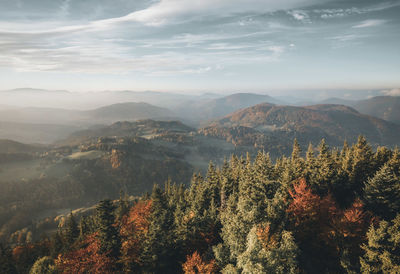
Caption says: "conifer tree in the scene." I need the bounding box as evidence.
[142,185,177,272]
[360,214,400,273]
[49,231,63,258]
[115,190,130,223]
[64,212,79,247]
[349,135,375,195]
[236,226,298,274]
[374,146,392,170]
[96,199,121,259]
[364,163,400,220]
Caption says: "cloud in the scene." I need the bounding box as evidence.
[97,0,330,26]
[352,19,386,28]
[381,88,400,96]
[287,10,310,22]
[316,2,400,19]
[329,34,368,42]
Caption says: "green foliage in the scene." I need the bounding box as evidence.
[64,212,79,248]
[360,214,400,273]
[142,185,178,272]
[237,226,298,274]
[96,200,121,258]
[29,256,57,274]
[3,136,400,274]
[364,163,400,220]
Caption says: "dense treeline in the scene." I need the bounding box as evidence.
[2,136,400,273]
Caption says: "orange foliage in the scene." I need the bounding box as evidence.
[287,179,373,266]
[120,200,152,266]
[336,199,370,238]
[288,178,338,229]
[256,224,277,250]
[55,233,115,274]
[182,251,218,274]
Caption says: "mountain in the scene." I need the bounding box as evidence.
[0,121,81,144]
[0,88,214,110]
[82,102,175,124]
[318,97,355,106]
[0,103,176,143]
[353,96,400,125]
[203,103,400,148]
[3,88,70,94]
[176,93,283,125]
[0,139,44,153]
[63,119,194,146]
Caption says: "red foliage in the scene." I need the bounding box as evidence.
[55,233,115,274]
[182,251,218,274]
[256,224,277,250]
[288,178,338,230]
[336,199,370,238]
[287,179,373,269]
[12,244,34,262]
[120,200,152,267]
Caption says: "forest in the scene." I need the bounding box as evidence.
[1,136,400,273]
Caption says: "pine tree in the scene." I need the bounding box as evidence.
[360,214,400,273]
[364,163,400,220]
[142,185,177,272]
[236,226,298,274]
[49,231,63,258]
[64,212,79,247]
[349,136,375,195]
[96,200,121,259]
[115,190,130,223]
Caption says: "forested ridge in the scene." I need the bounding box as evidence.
[1,136,400,273]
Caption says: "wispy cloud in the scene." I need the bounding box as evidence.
[352,19,386,28]
[315,1,400,19]
[105,0,330,26]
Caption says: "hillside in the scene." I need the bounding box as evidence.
[0,139,44,153]
[203,103,400,148]
[176,93,283,124]
[0,102,175,125]
[82,102,175,124]
[63,120,195,146]
[353,96,400,124]
[0,121,81,144]
[0,103,176,143]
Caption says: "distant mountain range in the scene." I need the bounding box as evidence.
[0,102,174,125]
[353,96,400,125]
[0,139,44,153]
[176,93,283,125]
[204,103,400,147]
[1,88,399,144]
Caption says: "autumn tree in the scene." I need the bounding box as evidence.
[182,251,217,274]
[55,233,115,274]
[120,199,152,272]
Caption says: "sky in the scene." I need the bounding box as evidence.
[0,0,399,94]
